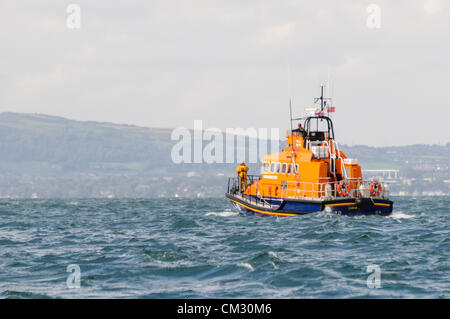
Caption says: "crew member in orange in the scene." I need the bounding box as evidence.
[236,162,249,192]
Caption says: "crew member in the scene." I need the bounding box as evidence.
[293,123,306,137]
[297,123,306,137]
[236,162,249,192]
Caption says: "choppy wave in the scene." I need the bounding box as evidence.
[237,263,255,272]
[0,196,448,298]
[205,211,239,217]
[389,210,415,220]
[1,290,52,299]
[268,251,278,258]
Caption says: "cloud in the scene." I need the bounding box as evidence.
[39,17,65,31]
[0,0,449,145]
[13,66,64,100]
[256,22,296,45]
[423,0,445,15]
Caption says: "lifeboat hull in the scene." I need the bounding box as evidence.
[226,193,393,217]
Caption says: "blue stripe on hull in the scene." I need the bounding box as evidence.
[247,196,283,206]
[326,205,392,216]
[282,201,322,213]
[248,195,321,213]
[230,195,392,216]
[231,202,260,216]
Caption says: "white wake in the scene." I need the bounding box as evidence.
[205,211,239,217]
[389,211,414,220]
[237,262,254,272]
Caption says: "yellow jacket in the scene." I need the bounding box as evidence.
[236,164,248,177]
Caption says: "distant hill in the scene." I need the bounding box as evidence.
[0,112,448,198]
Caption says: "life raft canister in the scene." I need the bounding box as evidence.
[370,181,383,197]
[337,180,350,197]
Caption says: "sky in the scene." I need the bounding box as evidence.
[0,0,449,146]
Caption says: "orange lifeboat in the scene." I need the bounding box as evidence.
[226,85,393,216]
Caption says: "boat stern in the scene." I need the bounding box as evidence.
[323,198,393,216]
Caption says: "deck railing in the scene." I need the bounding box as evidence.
[227,175,389,200]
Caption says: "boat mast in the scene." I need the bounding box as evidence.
[314,83,326,113]
[289,98,293,136]
[320,84,324,112]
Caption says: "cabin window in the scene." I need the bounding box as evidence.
[270,162,275,173]
[282,163,287,174]
[263,162,269,172]
[295,164,299,173]
[276,163,281,173]
[288,164,292,174]
[345,167,351,178]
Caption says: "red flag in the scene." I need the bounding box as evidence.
[327,107,335,113]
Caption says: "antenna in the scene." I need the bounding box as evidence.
[320,84,324,111]
[289,98,293,134]
[312,83,333,116]
[313,83,325,113]
[287,64,293,135]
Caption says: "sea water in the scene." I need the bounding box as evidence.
[0,197,448,298]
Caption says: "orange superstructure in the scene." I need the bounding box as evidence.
[242,121,362,200]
